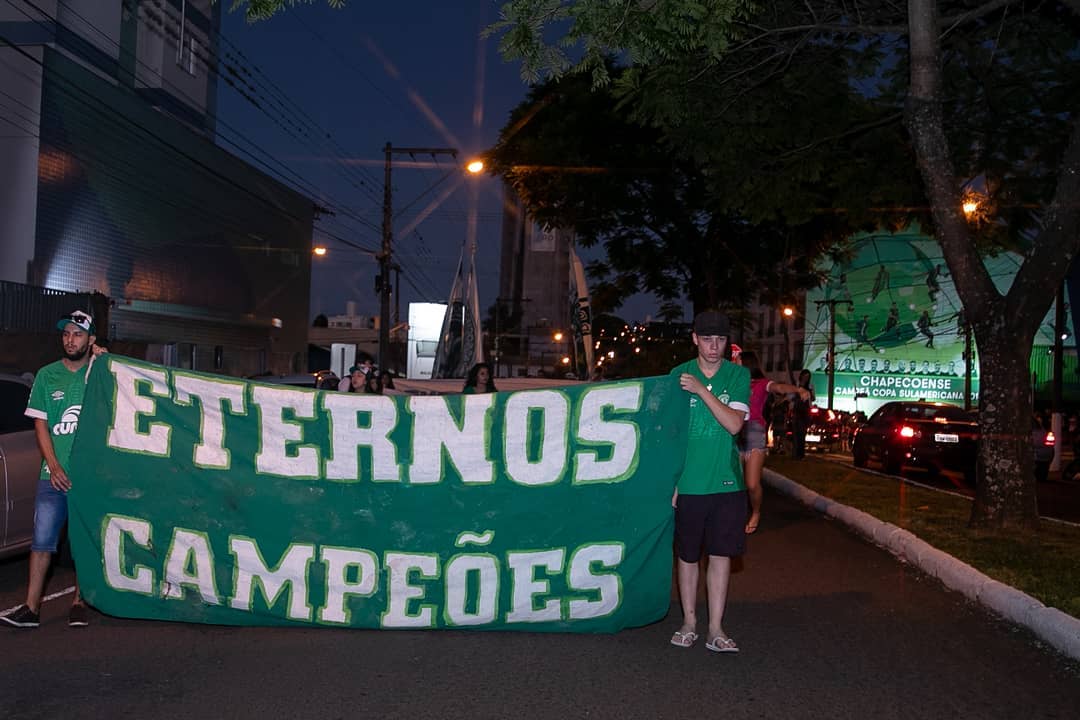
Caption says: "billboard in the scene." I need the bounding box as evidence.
[804,227,1072,414]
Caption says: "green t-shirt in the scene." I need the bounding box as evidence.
[24,359,90,480]
[670,358,751,495]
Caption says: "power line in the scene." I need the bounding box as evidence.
[0,32,332,238]
[7,0,372,220]
[122,0,385,208]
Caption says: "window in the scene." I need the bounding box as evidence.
[185,36,199,76]
[177,30,199,76]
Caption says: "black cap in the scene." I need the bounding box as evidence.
[693,310,730,337]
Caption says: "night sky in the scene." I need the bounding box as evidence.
[216,2,667,324]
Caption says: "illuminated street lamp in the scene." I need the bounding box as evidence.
[313,246,328,257]
[466,159,484,174]
[782,306,794,318]
[553,331,564,342]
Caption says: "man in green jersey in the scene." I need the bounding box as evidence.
[668,310,750,654]
[1,311,103,629]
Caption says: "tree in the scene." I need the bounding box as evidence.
[488,67,845,317]
[491,0,1080,530]
[225,0,344,22]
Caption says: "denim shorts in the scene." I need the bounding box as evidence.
[739,421,768,453]
[32,478,68,553]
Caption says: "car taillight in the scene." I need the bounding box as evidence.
[1045,431,1056,447]
[899,425,916,438]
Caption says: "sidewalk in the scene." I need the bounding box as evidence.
[764,466,1080,661]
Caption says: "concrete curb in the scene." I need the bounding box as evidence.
[763,468,1080,661]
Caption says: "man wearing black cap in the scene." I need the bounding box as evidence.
[1,310,104,629]
[668,310,750,654]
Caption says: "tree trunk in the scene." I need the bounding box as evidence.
[970,319,1039,529]
[903,0,1065,531]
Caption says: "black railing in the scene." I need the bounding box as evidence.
[0,280,95,333]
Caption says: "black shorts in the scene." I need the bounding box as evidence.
[675,491,748,562]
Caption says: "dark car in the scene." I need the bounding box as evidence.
[0,373,39,558]
[804,406,846,453]
[852,401,979,480]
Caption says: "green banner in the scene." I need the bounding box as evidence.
[68,357,687,632]
[804,227,983,413]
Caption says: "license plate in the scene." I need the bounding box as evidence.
[934,433,959,443]
[805,434,822,443]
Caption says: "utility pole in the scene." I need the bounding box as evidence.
[393,264,401,328]
[814,298,852,410]
[379,143,458,372]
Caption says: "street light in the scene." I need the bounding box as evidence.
[312,246,327,257]
[553,331,564,342]
[466,159,484,174]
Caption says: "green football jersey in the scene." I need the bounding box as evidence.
[24,359,90,480]
[670,359,750,494]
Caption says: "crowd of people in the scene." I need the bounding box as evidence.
[335,358,500,397]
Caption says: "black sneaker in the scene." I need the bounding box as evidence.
[0,604,40,628]
[68,603,89,628]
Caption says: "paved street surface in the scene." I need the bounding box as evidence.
[2,492,1078,720]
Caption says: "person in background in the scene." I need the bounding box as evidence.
[669,310,749,654]
[463,362,497,394]
[737,351,811,534]
[2,311,106,629]
[345,365,366,393]
[338,358,372,392]
[364,371,383,395]
[791,369,816,460]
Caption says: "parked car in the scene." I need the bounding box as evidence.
[1032,418,1055,483]
[804,406,846,453]
[851,401,979,480]
[0,373,39,559]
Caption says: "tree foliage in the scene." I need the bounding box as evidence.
[486,0,755,86]
[488,68,840,316]
[224,0,345,22]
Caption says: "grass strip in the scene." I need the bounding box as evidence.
[766,455,1080,618]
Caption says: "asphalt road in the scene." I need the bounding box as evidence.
[2,492,1078,720]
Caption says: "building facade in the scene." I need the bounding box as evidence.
[0,0,314,376]
[497,183,575,376]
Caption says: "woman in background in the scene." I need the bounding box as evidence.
[462,362,497,394]
[739,351,810,534]
[364,372,383,395]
